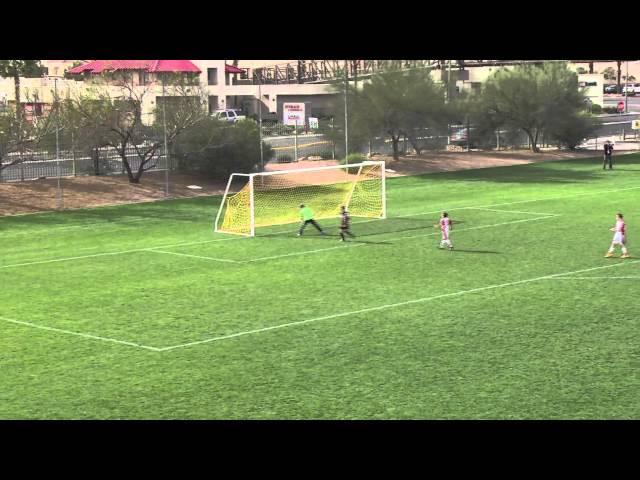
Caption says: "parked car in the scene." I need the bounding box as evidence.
[213,109,246,123]
[449,124,478,147]
[622,84,639,96]
[604,84,619,94]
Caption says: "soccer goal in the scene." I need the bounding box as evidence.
[214,160,387,236]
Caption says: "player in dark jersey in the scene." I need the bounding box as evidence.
[339,206,356,242]
[603,141,614,170]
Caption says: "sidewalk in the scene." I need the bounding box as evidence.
[580,135,640,151]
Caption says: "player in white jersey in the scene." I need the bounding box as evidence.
[605,213,630,258]
[436,212,453,250]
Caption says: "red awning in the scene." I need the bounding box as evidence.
[225,64,245,74]
[67,60,201,75]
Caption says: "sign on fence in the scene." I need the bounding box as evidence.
[283,103,305,126]
[308,117,319,130]
[632,120,640,130]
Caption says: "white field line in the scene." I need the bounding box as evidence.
[395,185,640,218]
[550,276,640,280]
[0,217,151,237]
[242,243,366,263]
[0,315,161,351]
[470,207,560,217]
[0,231,291,269]
[393,215,554,242]
[158,259,640,351]
[241,215,555,263]
[149,249,240,264]
[0,215,555,269]
[0,247,150,270]
[3,182,640,270]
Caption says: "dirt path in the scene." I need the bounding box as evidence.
[0,149,631,217]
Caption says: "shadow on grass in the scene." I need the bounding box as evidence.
[449,249,501,254]
[346,239,394,245]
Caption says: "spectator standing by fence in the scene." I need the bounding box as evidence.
[603,140,614,170]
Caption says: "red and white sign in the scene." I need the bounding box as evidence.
[283,103,305,126]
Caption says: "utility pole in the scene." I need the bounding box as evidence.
[54,77,63,209]
[258,75,264,171]
[162,75,169,197]
[344,59,349,163]
[625,61,629,114]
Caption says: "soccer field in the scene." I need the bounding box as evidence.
[1,153,639,419]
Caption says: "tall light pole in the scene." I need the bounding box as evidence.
[54,77,63,209]
[625,61,629,114]
[162,75,169,197]
[258,73,264,172]
[344,59,349,163]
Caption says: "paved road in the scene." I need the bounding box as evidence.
[603,94,640,112]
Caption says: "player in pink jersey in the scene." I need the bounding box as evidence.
[437,212,453,250]
[605,213,630,258]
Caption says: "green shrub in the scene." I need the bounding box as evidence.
[318,150,334,160]
[590,104,602,114]
[339,153,366,165]
[602,106,619,114]
[173,118,273,178]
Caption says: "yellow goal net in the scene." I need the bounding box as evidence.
[214,161,386,236]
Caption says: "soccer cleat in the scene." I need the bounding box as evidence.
[621,253,631,258]
[448,246,454,251]
[297,233,302,237]
[604,252,615,258]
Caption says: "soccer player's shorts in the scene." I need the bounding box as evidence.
[613,232,625,244]
[441,228,449,240]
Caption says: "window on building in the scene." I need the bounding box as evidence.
[208,96,219,114]
[138,71,150,85]
[208,68,218,85]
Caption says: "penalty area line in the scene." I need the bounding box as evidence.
[156,259,640,352]
[0,315,161,351]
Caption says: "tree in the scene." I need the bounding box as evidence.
[602,67,616,81]
[473,62,589,152]
[329,67,449,160]
[173,117,273,178]
[0,60,45,122]
[547,112,598,150]
[576,67,587,74]
[616,61,622,93]
[61,72,208,183]
[0,90,55,177]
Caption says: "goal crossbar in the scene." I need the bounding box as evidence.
[214,161,386,237]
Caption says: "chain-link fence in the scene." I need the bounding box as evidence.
[0,145,168,182]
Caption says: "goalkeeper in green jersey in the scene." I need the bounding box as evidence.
[297,204,326,236]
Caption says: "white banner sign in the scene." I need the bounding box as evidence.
[283,103,305,126]
[308,117,319,129]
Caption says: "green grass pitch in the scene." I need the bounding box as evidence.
[1,154,639,419]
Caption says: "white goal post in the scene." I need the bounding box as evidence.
[214,161,387,237]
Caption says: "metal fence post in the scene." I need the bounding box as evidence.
[294,119,298,162]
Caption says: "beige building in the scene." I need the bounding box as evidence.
[0,60,615,125]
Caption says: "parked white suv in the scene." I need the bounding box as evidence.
[213,109,246,123]
[622,84,639,96]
